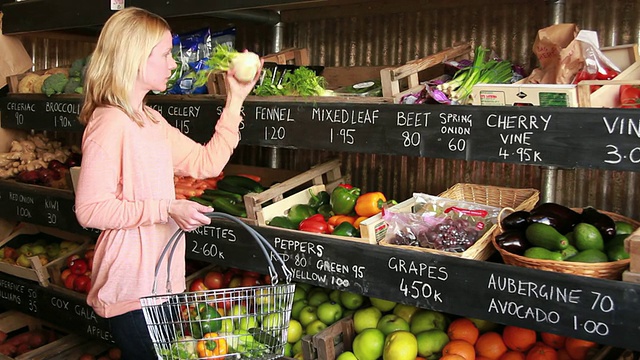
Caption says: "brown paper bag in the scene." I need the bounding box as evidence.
[525,23,583,84]
[0,12,33,89]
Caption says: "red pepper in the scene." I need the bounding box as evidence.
[596,66,619,81]
[337,183,354,190]
[620,84,640,108]
[298,214,329,234]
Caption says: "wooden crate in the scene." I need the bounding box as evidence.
[0,310,86,360]
[302,315,355,360]
[7,68,70,94]
[380,42,473,103]
[576,61,640,108]
[262,48,311,66]
[0,223,90,287]
[43,338,113,360]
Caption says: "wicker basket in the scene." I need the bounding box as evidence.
[492,208,638,280]
[379,183,540,260]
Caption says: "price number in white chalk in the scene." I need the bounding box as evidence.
[330,128,355,145]
[604,144,640,165]
[264,126,286,141]
[402,131,421,147]
[190,241,225,260]
[15,112,24,125]
[398,278,443,303]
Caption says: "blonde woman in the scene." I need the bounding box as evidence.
[74,7,260,358]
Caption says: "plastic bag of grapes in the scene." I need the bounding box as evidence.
[383,193,500,253]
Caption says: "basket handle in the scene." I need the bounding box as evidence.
[497,207,515,233]
[152,212,293,295]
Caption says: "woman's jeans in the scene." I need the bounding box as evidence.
[108,309,158,360]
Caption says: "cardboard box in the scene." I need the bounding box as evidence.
[0,223,90,286]
[472,44,640,108]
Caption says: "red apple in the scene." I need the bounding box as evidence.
[73,274,91,293]
[65,254,81,268]
[204,271,225,290]
[69,258,88,275]
[189,278,208,292]
[64,273,78,289]
[60,268,72,282]
[3,247,18,261]
[242,270,261,278]
[240,276,262,287]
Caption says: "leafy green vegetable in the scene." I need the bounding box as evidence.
[282,67,326,96]
[206,44,239,71]
[253,68,284,96]
[42,73,69,97]
[438,46,513,104]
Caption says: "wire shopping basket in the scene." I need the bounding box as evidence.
[140,212,295,360]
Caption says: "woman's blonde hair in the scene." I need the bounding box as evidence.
[79,7,170,126]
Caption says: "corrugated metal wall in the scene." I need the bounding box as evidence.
[14,0,640,219]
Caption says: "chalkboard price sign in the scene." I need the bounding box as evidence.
[186,219,640,350]
[0,276,40,315]
[3,98,84,131]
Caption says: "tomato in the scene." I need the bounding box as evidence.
[189,278,208,292]
[242,270,262,278]
[203,271,225,290]
[240,276,262,287]
[620,84,640,108]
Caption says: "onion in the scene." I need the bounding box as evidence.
[230,52,261,83]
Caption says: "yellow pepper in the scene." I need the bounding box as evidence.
[196,332,228,358]
[355,192,386,217]
[353,216,368,228]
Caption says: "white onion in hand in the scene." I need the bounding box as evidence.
[230,52,261,83]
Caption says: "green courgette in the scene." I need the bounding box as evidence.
[210,196,247,217]
[189,196,213,206]
[218,175,265,193]
[202,188,244,202]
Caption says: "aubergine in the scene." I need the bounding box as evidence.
[495,230,530,255]
[580,206,616,241]
[501,210,530,231]
[530,203,581,234]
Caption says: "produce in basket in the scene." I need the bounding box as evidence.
[496,203,635,263]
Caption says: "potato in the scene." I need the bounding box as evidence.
[17,73,40,93]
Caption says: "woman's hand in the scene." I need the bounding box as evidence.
[168,199,213,232]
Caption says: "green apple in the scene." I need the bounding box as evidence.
[468,317,499,333]
[296,282,313,293]
[239,315,259,330]
[30,244,46,256]
[393,303,420,323]
[410,309,449,334]
[298,305,318,327]
[317,301,344,325]
[340,291,365,310]
[284,342,293,357]
[291,299,309,320]
[416,329,450,358]
[352,328,384,360]
[337,351,358,360]
[294,353,304,360]
[261,312,282,330]
[353,306,382,334]
[376,314,410,336]
[307,288,330,307]
[306,319,328,336]
[15,254,31,267]
[293,286,307,302]
[370,297,397,312]
[329,289,343,304]
[383,330,418,360]
[287,319,304,343]
[292,338,303,356]
[219,318,234,333]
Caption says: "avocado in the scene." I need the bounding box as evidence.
[573,222,604,251]
[565,249,608,263]
[523,247,564,261]
[606,245,630,261]
[525,223,569,251]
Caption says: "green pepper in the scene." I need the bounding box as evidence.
[308,189,330,210]
[330,186,361,215]
[332,221,360,237]
[316,204,334,220]
[190,303,222,338]
[287,204,317,227]
[267,216,297,229]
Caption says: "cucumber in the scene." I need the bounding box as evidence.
[210,197,247,217]
[565,249,608,263]
[216,180,253,196]
[523,247,564,261]
[525,223,569,251]
[188,196,213,206]
[202,189,243,202]
[219,175,265,193]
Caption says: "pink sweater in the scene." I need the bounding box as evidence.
[74,106,241,318]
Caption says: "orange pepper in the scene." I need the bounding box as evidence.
[354,192,387,217]
[196,332,228,357]
[353,216,368,228]
[327,215,356,227]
